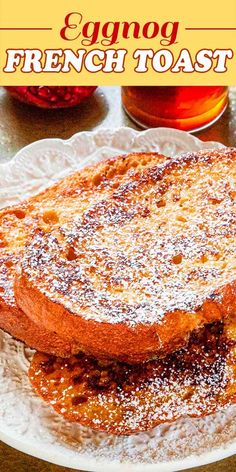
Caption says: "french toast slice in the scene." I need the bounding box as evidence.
[0,152,166,356]
[29,315,236,435]
[16,148,236,363]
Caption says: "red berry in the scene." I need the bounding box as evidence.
[4,86,97,109]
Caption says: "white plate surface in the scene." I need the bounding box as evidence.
[0,127,235,472]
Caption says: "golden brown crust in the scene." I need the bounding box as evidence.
[0,152,167,355]
[29,316,236,435]
[0,301,79,357]
[15,273,236,363]
[16,147,236,363]
[15,274,202,362]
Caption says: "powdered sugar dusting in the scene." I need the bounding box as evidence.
[23,149,236,327]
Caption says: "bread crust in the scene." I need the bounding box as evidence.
[15,272,236,363]
[15,148,236,363]
[0,300,79,357]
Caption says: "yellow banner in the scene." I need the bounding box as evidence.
[0,0,235,84]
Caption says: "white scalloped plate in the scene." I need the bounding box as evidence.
[0,127,235,472]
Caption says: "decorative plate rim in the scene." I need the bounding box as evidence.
[0,125,225,174]
[0,427,235,472]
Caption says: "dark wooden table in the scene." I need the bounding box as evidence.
[0,85,235,471]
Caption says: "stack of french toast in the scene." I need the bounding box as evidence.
[0,148,236,435]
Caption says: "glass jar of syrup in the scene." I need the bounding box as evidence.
[122,86,228,132]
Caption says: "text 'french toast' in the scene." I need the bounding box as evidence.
[0,152,166,356]
[16,148,236,363]
[29,315,236,435]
